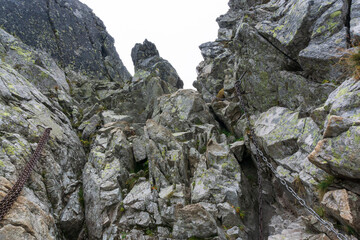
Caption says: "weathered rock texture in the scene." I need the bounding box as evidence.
[0,0,360,239]
[0,0,131,82]
[0,27,86,239]
[194,0,360,239]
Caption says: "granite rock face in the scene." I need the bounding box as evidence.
[0,27,86,239]
[195,0,360,239]
[1,0,360,239]
[195,0,360,113]
[0,0,131,82]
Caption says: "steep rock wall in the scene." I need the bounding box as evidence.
[0,0,131,82]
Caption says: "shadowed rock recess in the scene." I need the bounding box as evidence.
[0,0,360,239]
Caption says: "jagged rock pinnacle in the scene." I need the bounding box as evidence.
[131,39,160,68]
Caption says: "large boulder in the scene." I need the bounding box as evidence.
[256,0,340,58]
[119,181,160,228]
[0,177,58,240]
[172,204,219,239]
[308,126,360,179]
[253,107,328,197]
[268,216,330,240]
[196,21,334,116]
[298,0,348,83]
[152,89,219,132]
[145,119,188,189]
[308,79,360,180]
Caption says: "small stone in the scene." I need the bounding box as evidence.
[227,226,240,236]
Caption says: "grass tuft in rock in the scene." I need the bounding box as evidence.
[339,46,360,80]
[125,160,149,190]
[78,186,85,209]
[316,175,335,199]
[80,139,91,148]
[65,78,74,95]
[220,128,233,137]
[145,229,154,236]
[125,176,139,191]
[345,225,357,236]
[120,232,127,239]
[199,145,207,154]
[314,206,325,217]
[235,136,244,141]
[95,105,107,114]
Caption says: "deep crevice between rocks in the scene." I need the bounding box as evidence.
[209,106,235,137]
[133,158,148,173]
[240,148,271,240]
[344,0,353,47]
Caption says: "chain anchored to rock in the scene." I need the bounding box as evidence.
[0,128,52,221]
[234,72,349,240]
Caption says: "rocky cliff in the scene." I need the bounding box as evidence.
[0,0,360,240]
[0,0,131,83]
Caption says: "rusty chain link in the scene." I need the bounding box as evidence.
[0,128,52,221]
[234,73,349,240]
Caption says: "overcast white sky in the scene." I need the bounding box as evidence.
[79,0,229,89]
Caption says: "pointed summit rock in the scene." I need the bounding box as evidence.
[131,39,160,68]
[131,39,184,89]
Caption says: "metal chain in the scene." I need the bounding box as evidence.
[0,128,52,221]
[234,75,349,240]
[254,152,264,240]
